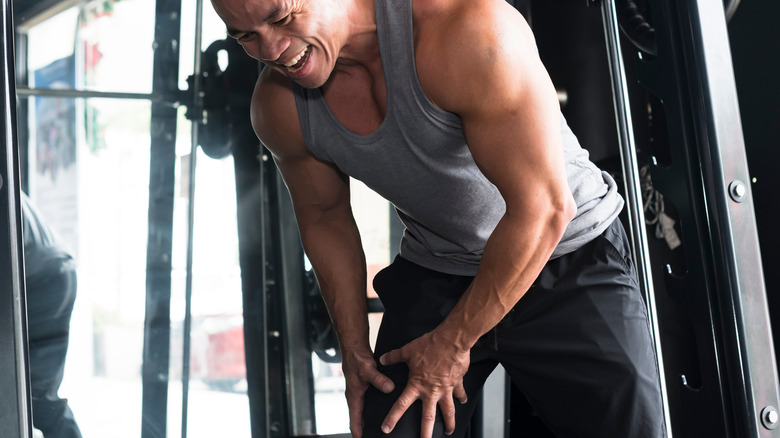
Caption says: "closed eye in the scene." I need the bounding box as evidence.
[237,32,256,42]
[272,14,292,26]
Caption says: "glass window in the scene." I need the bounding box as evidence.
[22,2,250,437]
[21,2,396,436]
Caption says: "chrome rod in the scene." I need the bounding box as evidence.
[599,0,672,436]
[16,86,161,102]
[181,0,205,436]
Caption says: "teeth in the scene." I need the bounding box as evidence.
[283,47,308,67]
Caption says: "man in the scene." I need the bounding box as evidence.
[22,193,82,438]
[209,0,666,436]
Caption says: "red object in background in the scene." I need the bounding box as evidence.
[206,325,246,380]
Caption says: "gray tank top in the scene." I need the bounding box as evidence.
[292,0,624,276]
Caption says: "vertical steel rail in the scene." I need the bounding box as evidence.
[598,0,672,436]
[233,98,270,438]
[273,172,316,435]
[684,0,780,435]
[141,0,181,437]
[180,0,204,436]
[0,0,31,435]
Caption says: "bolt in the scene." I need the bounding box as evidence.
[734,183,746,198]
[729,180,747,203]
[761,406,779,430]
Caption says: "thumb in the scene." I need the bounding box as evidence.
[379,346,406,366]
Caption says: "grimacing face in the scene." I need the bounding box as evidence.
[210,0,351,88]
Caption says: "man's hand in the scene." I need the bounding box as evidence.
[379,330,470,438]
[342,348,396,438]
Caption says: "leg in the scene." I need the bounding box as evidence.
[497,220,666,438]
[362,257,498,438]
[27,258,82,438]
[362,356,497,438]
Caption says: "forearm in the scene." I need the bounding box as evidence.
[299,213,372,354]
[436,203,574,350]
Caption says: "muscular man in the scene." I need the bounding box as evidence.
[209,0,666,436]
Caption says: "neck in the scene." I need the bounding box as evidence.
[336,0,381,69]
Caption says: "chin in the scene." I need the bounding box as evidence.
[293,73,330,89]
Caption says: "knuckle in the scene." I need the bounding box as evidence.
[443,405,456,417]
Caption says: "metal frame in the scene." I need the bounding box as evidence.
[681,1,780,434]
[140,0,182,437]
[631,0,780,436]
[260,157,316,437]
[0,0,31,436]
[598,0,673,436]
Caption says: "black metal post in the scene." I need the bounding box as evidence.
[632,0,780,436]
[0,0,31,435]
[141,0,181,437]
[234,132,270,438]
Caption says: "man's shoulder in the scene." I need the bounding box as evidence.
[412,0,538,113]
[251,68,307,157]
[252,67,296,126]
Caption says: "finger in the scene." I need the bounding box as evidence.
[440,395,457,435]
[453,382,468,405]
[346,389,364,438]
[379,347,404,366]
[420,399,437,438]
[368,369,395,393]
[381,386,419,434]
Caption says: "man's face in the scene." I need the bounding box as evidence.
[210,0,347,88]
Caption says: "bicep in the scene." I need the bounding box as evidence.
[429,5,570,211]
[460,64,567,211]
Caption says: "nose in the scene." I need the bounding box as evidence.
[253,29,289,64]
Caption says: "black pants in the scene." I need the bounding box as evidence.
[363,219,666,438]
[26,255,82,438]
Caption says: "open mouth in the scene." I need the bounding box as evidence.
[282,46,311,73]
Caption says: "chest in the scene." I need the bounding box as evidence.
[321,66,388,136]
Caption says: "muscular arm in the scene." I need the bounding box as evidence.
[379,0,576,435]
[427,0,576,350]
[251,68,393,437]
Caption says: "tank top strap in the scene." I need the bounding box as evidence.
[374,0,415,95]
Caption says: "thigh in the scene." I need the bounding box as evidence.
[362,357,497,438]
[363,257,495,438]
[498,221,666,438]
